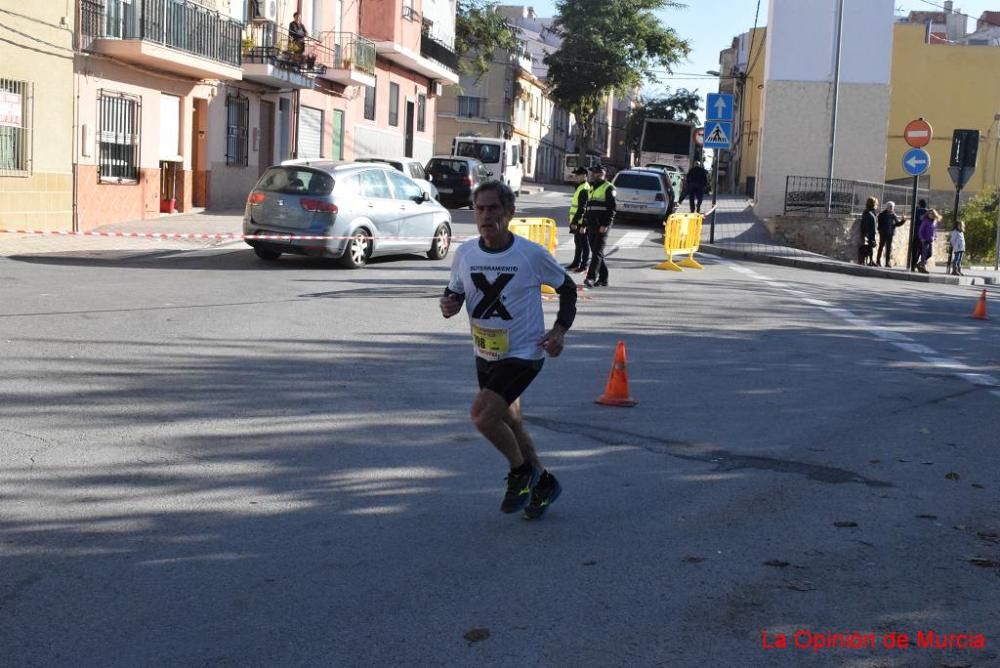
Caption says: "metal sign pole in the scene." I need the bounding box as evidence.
[907,175,919,271]
[824,0,846,216]
[710,157,719,243]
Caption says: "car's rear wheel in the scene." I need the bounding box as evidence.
[254,246,282,261]
[427,223,452,260]
[339,229,372,269]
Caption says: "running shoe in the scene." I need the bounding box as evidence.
[501,465,539,513]
[583,278,595,289]
[523,471,562,520]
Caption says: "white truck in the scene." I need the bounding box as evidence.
[638,119,698,173]
[451,136,523,193]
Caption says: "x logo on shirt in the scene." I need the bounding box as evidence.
[470,273,514,320]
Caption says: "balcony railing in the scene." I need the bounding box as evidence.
[80,0,242,67]
[316,32,376,77]
[242,23,326,76]
[420,33,458,72]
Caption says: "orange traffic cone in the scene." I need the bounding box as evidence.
[971,288,988,320]
[596,340,638,407]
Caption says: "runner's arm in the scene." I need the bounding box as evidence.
[539,276,576,357]
[440,287,465,318]
[554,275,577,331]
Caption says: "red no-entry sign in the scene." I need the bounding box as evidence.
[904,118,933,148]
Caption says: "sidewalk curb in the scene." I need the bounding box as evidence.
[699,244,997,286]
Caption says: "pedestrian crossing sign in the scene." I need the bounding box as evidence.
[703,121,732,150]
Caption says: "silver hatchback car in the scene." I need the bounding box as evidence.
[612,168,677,224]
[244,161,453,268]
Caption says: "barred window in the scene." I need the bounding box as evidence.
[0,79,32,175]
[225,92,249,167]
[417,94,426,132]
[99,91,140,182]
[388,82,399,127]
[364,80,376,121]
[457,95,481,118]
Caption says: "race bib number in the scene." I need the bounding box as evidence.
[472,324,509,361]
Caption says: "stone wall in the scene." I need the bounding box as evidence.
[765,214,951,267]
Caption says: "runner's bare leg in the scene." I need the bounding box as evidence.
[505,399,541,471]
[471,389,524,467]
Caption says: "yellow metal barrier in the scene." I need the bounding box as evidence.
[510,217,559,293]
[655,212,704,272]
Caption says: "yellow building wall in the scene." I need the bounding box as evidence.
[887,23,1000,194]
[0,1,75,231]
[739,27,766,193]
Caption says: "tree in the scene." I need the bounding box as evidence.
[625,90,702,154]
[544,0,690,156]
[454,0,521,81]
[958,187,998,263]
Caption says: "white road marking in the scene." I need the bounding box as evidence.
[726,263,999,399]
[613,231,651,249]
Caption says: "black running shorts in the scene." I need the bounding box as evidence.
[476,357,544,405]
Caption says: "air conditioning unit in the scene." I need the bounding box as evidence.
[255,0,277,22]
[430,80,444,98]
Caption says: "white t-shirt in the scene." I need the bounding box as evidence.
[950,230,966,252]
[448,234,568,361]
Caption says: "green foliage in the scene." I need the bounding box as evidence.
[544,0,690,154]
[958,188,999,263]
[454,0,521,81]
[625,91,701,153]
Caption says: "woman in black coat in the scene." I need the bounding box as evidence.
[858,196,878,266]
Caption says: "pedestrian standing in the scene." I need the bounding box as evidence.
[859,196,878,266]
[684,161,709,213]
[876,201,907,267]
[916,208,940,273]
[439,181,577,519]
[950,220,966,276]
[583,164,615,289]
[910,198,928,270]
[566,167,591,273]
[289,12,308,53]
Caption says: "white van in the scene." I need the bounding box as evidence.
[452,137,523,194]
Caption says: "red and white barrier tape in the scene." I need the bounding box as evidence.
[0,229,477,242]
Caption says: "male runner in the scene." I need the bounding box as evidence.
[439,181,578,519]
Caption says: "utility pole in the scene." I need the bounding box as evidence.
[824,0,845,216]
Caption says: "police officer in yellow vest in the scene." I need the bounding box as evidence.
[567,167,592,273]
[583,164,615,288]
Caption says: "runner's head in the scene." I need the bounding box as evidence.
[473,181,516,248]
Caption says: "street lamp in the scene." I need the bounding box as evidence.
[706,70,721,77]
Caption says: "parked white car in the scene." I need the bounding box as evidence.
[355,157,439,202]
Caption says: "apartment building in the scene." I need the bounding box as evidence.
[436,6,576,184]
[719,3,1000,205]
[76,0,244,227]
[0,3,75,232]
[72,0,458,226]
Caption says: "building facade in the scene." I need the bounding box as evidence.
[69,0,457,229]
[886,21,1000,201]
[716,26,766,196]
[0,2,76,232]
[754,0,895,217]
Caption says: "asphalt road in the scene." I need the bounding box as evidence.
[2,192,999,667]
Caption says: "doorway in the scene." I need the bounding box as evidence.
[259,100,274,175]
[192,98,209,207]
[404,101,415,158]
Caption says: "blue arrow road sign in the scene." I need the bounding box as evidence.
[902,147,930,176]
[703,121,732,150]
[706,93,734,122]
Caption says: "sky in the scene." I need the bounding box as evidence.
[518,0,1000,113]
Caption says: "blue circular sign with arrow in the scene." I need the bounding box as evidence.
[902,147,930,176]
